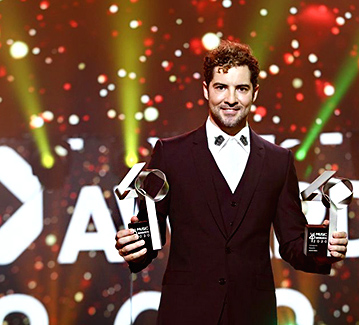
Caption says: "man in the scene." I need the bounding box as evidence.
[115,40,348,324]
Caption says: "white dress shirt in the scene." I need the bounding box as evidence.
[206,117,250,193]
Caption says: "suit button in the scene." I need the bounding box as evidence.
[229,222,233,226]
[225,247,231,254]
[219,278,226,285]
[231,201,237,207]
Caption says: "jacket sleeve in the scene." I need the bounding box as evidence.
[273,150,331,274]
[129,139,170,273]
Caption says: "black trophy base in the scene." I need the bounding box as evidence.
[128,221,153,253]
[304,225,329,256]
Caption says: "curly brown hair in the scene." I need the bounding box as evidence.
[203,40,260,89]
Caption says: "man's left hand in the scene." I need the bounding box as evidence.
[316,220,348,264]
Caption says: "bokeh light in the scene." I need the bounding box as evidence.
[9,41,29,59]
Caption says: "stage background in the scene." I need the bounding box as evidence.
[0,0,358,324]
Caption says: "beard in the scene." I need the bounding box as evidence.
[210,106,249,131]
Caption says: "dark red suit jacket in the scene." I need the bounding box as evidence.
[132,124,330,324]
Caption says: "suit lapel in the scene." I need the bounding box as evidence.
[228,129,265,239]
[191,125,228,239]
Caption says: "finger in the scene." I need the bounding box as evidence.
[116,233,140,250]
[130,216,139,223]
[120,239,146,256]
[328,250,346,260]
[332,231,347,239]
[124,247,147,262]
[118,240,145,256]
[328,245,347,254]
[322,220,329,227]
[115,228,135,240]
[329,237,348,246]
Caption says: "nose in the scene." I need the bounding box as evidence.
[224,89,238,107]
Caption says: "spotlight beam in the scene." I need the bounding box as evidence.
[243,0,289,67]
[2,2,54,169]
[296,49,359,161]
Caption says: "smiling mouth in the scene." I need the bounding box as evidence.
[220,107,241,111]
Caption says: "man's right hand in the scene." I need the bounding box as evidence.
[115,216,147,263]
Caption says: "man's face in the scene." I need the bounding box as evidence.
[203,65,259,136]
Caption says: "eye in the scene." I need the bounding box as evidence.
[214,85,226,91]
[237,86,249,92]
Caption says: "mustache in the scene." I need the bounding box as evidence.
[219,105,242,110]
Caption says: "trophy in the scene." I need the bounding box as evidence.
[114,162,169,252]
[301,171,353,257]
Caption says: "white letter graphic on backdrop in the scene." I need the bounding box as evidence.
[0,146,43,265]
[0,294,49,324]
[276,288,314,325]
[114,291,161,325]
[58,185,123,263]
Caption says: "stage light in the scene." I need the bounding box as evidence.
[222,0,232,9]
[272,116,280,124]
[135,112,143,120]
[45,234,57,246]
[109,4,118,13]
[345,12,352,19]
[99,89,108,97]
[9,41,29,59]
[129,20,140,29]
[259,8,268,17]
[69,114,80,125]
[289,7,298,15]
[202,33,221,50]
[269,64,280,75]
[42,111,54,122]
[323,84,335,96]
[141,94,150,104]
[292,78,303,89]
[174,49,182,57]
[125,151,138,168]
[41,152,55,169]
[97,74,108,84]
[291,40,299,49]
[144,107,159,122]
[106,109,116,119]
[117,69,127,77]
[259,71,267,79]
[29,29,37,36]
[128,72,137,79]
[30,115,45,129]
[336,17,345,26]
[308,54,318,63]
[314,70,321,78]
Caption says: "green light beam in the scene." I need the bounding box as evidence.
[296,51,359,161]
[112,10,146,168]
[2,2,54,168]
[243,0,289,67]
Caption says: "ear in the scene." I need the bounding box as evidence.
[252,85,259,102]
[202,81,209,100]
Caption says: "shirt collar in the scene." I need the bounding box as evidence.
[206,117,250,153]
